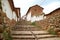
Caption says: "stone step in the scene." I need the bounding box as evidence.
[11,31,59,39]
[38,37,60,40]
[12,27,42,31]
[12,35,34,38]
[11,25,60,40]
[12,34,58,39]
[13,39,35,40]
[36,35,58,39]
[12,25,42,31]
[14,25,35,27]
[11,30,60,40]
[11,31,49,35]
[12,37,60,40]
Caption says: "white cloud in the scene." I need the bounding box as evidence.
[43,2,60,14]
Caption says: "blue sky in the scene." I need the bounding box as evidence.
[40,0,60,6]
[13,0,60,17]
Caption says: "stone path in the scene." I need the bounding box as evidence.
[11,25,60,40]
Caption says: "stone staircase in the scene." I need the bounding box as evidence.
[12,25,42,31]
[11,25,60,40]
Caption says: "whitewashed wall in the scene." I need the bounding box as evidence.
[13,11,17,21]
[1,0,17,21]
[1,0,13,20]
[26,12,45,22]
[26,12,31,21]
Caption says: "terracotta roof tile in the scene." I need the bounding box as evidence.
[8,0,20,18]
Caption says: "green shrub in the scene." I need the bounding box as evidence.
[48,25,57,35]
[0,11,12,40]
[48,28,57,35]
[3,30,12,40]
[31,22,36,26]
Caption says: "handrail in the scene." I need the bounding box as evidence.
[28,27,38,40]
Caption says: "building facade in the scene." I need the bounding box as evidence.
[36,8,60,30]
[1,0,20,21]
[23,5,45,22]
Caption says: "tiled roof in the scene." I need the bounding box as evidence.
[8,0,20,17]
[14,8,20,17]
[26,5,44,16]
